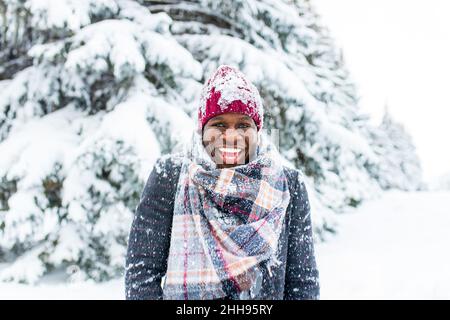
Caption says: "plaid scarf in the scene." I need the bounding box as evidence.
[162,133,290,300]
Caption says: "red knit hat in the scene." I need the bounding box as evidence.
[198,65,264,131]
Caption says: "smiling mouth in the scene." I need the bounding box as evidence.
[218,147,243,162]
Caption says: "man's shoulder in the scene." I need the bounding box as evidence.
[282,165,305,189]
[141,153,184,200]
[152,153,184,181]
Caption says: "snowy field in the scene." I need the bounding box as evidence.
[1,190,449,300]
[317,190,450,299]
[0,277,124,300]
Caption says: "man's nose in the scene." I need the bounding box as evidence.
[222,129,244,146]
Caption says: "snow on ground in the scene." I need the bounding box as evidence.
[0,275,124,300]
[316,190,450,299]
[0,190,449,299]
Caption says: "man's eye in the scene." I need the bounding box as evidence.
[238,123,250,128]
[213,123,225,127]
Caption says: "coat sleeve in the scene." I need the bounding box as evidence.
[125,157,179,300]
[283,173,320,300]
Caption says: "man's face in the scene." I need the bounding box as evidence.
[202,113,258,168]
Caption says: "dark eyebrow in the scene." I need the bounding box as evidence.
[210,116,224,121]
[239,116,252,121]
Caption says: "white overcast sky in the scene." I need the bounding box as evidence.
[313,0,450,182]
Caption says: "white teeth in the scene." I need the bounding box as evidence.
[219,148,242,153]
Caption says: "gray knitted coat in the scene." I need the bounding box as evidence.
[125,155,320,300]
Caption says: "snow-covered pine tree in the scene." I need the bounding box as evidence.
[0,0,200,283]
[0,0,423,283]
[370,106,424,191]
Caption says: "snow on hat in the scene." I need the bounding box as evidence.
[198,65,264,131]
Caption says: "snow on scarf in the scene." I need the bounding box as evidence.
[162,131,291,300]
